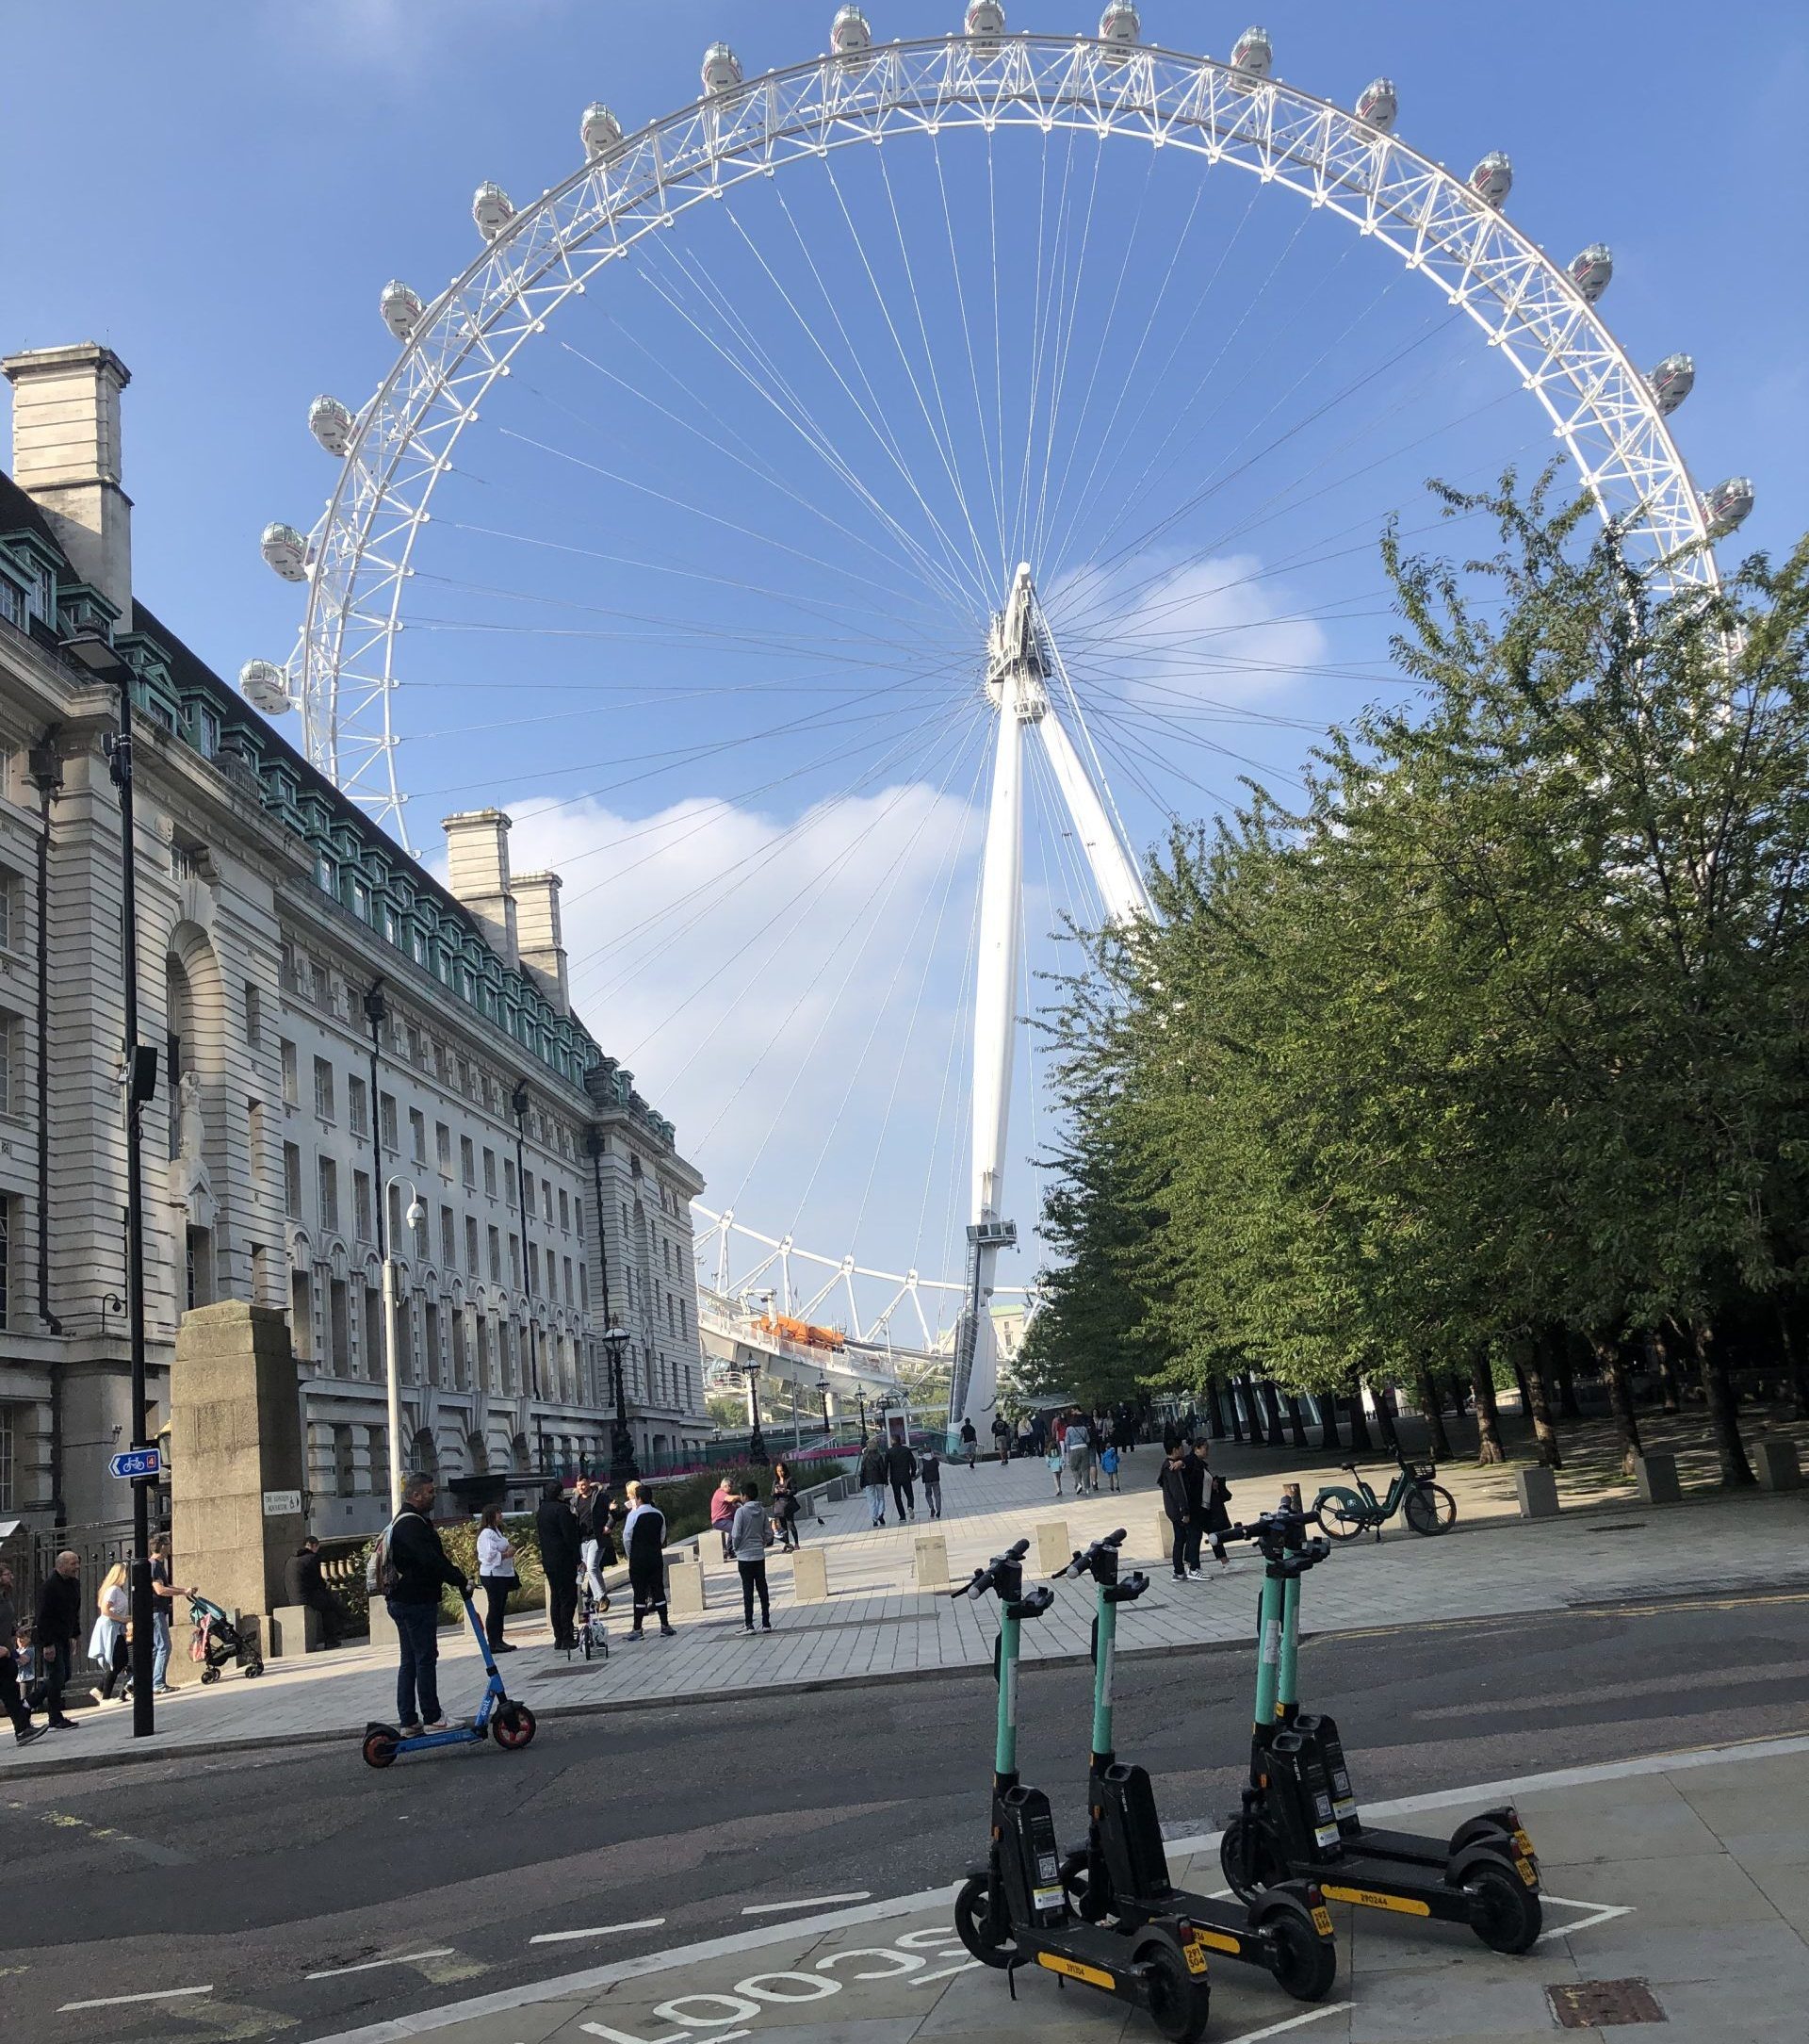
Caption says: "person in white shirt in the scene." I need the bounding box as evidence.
[475,1506,518,1655]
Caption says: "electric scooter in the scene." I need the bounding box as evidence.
[951,1539,1213,2043]
[1055,1529,1339,2001]
[1214,1507,1542,1954]
[361,1589,538,1767]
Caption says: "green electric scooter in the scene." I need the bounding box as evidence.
[1214,1507,1542,1954]
[951,1539,1213,2043]
[1055,1529,1339,2001]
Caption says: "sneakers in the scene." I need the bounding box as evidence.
[742,1624,755,1634]
[96,1693,128,1709]
[1186,1567,1203,1580]
[14,1725,47,1747]
[761,1620,772,1632]
[660,1625,676,1638]
[422,1718,452,1733]
[398,1721,423,1737]
[48,1716,79,1730]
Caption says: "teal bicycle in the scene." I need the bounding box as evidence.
[1312,1451,1457,1542]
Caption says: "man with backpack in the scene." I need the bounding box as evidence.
[373,1474,467,1734]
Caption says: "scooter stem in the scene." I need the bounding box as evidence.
[1091,1586,1118,1764]
[1277,1571,1301,1720]
[1252,1558,1284,1732]
[995,1610,1022,1780]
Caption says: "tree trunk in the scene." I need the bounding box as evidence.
[1417,1368,1452,1459]
[1318,1390,1342,1452]
[1284,1393,1309,1449]
[1447,1372,1470,1417]
[1509,1358,1536,1437]
[1521,1337,1564,1468]
[1345,1387,1373,1451]
[1589,1332,1642,1477]
[1374,1383,1401,1456]
[1556,1334,1583,1420]
[1259,1379,1287,1448]
[1225,1377,1244,1444]
[1691,1321,1755,1488]
[1776,1306,1809,1421]
[1471,1350,1506,1465]
[1205,1375,1228,1440]
[1649,1327,1683,1414]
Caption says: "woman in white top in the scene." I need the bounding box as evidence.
[475,1507,518,1655]
[90,1561,132,1704]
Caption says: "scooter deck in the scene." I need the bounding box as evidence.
[1012,1917,1212,2008]
[1342,1821,1525,1873]
[1312,1851,1483,1927]
[1131,1888,1333,1971]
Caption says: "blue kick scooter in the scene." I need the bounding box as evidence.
[362,1590,538,1767]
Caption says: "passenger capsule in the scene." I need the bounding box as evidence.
[701,41,743,93]
[308,395,354,457]
[380,280,425,343]
[579,102,624,157]
[1647,352,1695,417]
[1469,151,1513,207]
[238,660,294,716]
[1099,3,1140,47]
[1355,77,1397,131]
[260,523,309,583]
[831,6,872,55]
[966,2,1006,51]
[1569,243,1613,304]
[1703,476,1754,535]
[472,182,514,240]
[1230,26,1272,76]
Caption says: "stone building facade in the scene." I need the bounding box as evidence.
[0,342,709,1535]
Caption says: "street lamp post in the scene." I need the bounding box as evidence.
[856,1386,867,1441]
[602,1320,636,1482]
[817,1374,831,1440]
[511,1084,541,1402]
[746,1360,768,1464]
[382,1174,426,1515]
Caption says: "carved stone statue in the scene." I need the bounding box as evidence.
[176,1069,205,1163]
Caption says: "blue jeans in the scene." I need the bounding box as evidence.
[864,1482,887,1524]
[388,1599,442,1725]
[151,1612,172,1691]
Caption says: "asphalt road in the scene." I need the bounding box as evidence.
[5,1585,1806,2042]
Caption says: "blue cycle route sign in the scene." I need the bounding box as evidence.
[108,1446,163,1481]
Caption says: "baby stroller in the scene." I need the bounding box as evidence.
[188,1593,265,1684]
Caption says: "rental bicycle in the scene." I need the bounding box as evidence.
[1312,1452,1456,1542]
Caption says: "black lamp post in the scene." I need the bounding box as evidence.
[603,1320,636,1481]
[856,1386,867,1441]
[817,1373,831,1439]
[511,1084,541,1401]
[746,1360,768,1464]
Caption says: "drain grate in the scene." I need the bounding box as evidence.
[1548,1979,1667,2028]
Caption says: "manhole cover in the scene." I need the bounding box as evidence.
[1548,1979,1666,2028]
[1583,1521,1650,1534]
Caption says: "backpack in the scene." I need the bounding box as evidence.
[366,1512,418,1597]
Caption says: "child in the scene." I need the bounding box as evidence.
[728,1480,774,1634]
[1100,1441,1121,1493]
[1047,1441,1065,1496]
[920,1448,943,1520]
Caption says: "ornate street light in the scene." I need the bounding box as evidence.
[602,1320,637,1481]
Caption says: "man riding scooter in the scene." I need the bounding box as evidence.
[382,1472,468,1735]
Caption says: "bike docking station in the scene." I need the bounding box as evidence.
[1216,1504,1544,1954]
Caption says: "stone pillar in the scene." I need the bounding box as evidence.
[441,809,518,967]
[1,341,133,619]
[1515,1467,1559,1520]
[170,1300,307,1634]
[513,871,570,1015]
[1035,1520,1071,1574]
[1635,1451,1681,1505]
[1753,1437,1801,1492]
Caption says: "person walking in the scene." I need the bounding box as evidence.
[858,1435,889,1527]
[1159,1444,1197,1582]
[1064,1413,1091,1496]
[90,1560,132,1707]
[886,1432,919,1521]
[709,1478,738,1562]
[959,1416,978,1468]
[1194,1440,1233,1571]
[770,1462,801,1552]
[536,1480,580,1651]
[622,1480,676,1639]
[1100,1440,1121,1494]
[379,1472,467,1733]
[281,1535,347,1651]
[728,1480,774,1633]
[34,1551,83,1729]
[476,1506,519,1654]
[573,1477,610,1604]
[920,1447,943,1519]
[1046,1438,1065,1497]
[990,1413,1012,1464]
[0,1562,45,1746]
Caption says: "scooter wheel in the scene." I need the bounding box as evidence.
[1263,1903,1338,2002]
[1468,1859,1542,1954]
[201,1665,220,1686]
[1134,1935,1211,2043]
[1219,1816,1287,1903]
[1063,1863,1111,1924]
[362,1726,399,1770]
[953,1873,1013,1969]
[494,1703,537,1751]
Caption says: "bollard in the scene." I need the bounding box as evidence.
[1035,1520,1071,1575]
[668,1557,707,1614]
[1754,1437,1802,1492]
[1152,1509,1172,1562]
[367,1598,398,1648]
[791,1547,829,1601]
[1515,1466,1559,1520]
[269,1604,320,1658]
[914,1533,950,1587]
[1635,1451,1681,1504]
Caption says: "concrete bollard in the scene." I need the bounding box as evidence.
[1635,1451,1682,1504]
[668,1557,707,1614]
[269,1603,320,1658]
[914,1534,950,1587]
[1035,1520,1072,1575]
[792,1547,829,1602]
[1754,1437,1802,1492]
[1515,1466,1560,1520]
[1152,1510,1172,1562]
[367,1599,398,1648]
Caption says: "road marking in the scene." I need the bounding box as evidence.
[912,1958,979,1985]
[1536,1895,1638,1944]
[306,1952,456,1980]
[741,1891,871,1915]
[60,1985,214,2011]
[530,1919,665,1946]
[1220,2003,1354,2044]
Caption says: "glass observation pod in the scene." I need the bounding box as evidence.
[471,182,514,240]
[1569,244,1614,303]
[260,522,308,583]
[1469,151,1513,207]
[1355,76,1397,131]
[831,6,872,56]
[1100,3,1141,48]
[308,395,354,458]
[966,2,1006,53]
[1703,476,1754,534]
[1648,352,1695,417]
[701,42,743,93]
[238,660,293,716]
[1230,26,1273,77]
[580,102,624,157]
[380,280,425,343]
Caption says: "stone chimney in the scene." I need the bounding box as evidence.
[441,809,517,968]
[2,343,134,622]
[513,871,569,1014]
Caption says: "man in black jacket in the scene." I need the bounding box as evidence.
[284,1536,350,1647]
[536,1480,580,1651]
[34,1551,84,1729]
[383,1475,466,1733]
[885,1435,918,1521]
[1,1562,46,1744]
[1158,1445,1203,1582]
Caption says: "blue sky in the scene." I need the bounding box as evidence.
[5,3,1803,1332]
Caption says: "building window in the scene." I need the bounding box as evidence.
[0,1013,13,1118]
[465,1215,480,1275]
[280,1039,298,1105]
[410,1108,427,1166]
[575,1197,584,1244]
[483,1149,497,1199]
[563,1256,574,1306]
[579,1264,588,1310]
[353,1170,373,1245]
[284,1142,302,1219]
[247,1100,264,1167]
[436,1121,452,1176]
[0,1401,13,1511]
[543,1181,554,1227]
[504,1159,516,1205]
[528,1244,540,1295]
[559,1189,570,1234]
[508,1234,521,1288]
[318,1157,339,1235]
[0,1197,8,1331]
[488,1226,502,1283]
[440,1206,456,1267]
[380,1092,399,1153]
[0,868,15,952]
[313,1056,334,1122]
[245,982,262,1050]
[522,1169,534,1218]
[347,1073,368,1138]
[461,1136,476,1190]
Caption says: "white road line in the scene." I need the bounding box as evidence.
[1220,2003,1353,2044]
[530,1918,666,1946]
[59,1986,214,2012]
[741,1891,872,1916]
[1535,1897,1638,1944]
[305,1951,456,1980]
[911,1958,980,1985]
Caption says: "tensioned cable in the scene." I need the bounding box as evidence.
[1030,131,1113,572]
[931,124,1009,583]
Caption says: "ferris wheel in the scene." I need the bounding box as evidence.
[247,5,1752,1432]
